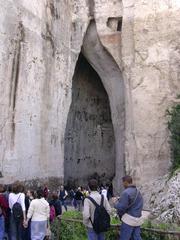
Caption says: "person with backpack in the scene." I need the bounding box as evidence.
[8,182,26,240]
[113,175,143,240]
[25,187,50,240]
[83,179,111,240]
[49,192,62,218]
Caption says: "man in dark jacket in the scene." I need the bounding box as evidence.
[59,185,68,211]
[113,176,143,240]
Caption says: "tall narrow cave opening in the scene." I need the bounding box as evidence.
[64,53,115,187]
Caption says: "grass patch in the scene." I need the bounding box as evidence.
[51,210,120,239]
[50,210,179,240]
[51,217,86,240]
[60,210,82,220]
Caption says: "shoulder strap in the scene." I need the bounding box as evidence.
[100,195,104,206]
[87,196,99,207]
[128,189,139,209]
[87,195,104,207]
[16,193,21,204]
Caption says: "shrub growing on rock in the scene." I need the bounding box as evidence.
[167,104,180,173]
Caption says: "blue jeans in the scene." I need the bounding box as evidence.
[87,228,105,240]
[10,214,23,240]
[120,222,142,240]
[31,220,47,240]
[75,200,82,211]
[0,215,5,240]
[22,221,31,240]
[60,200,67,211]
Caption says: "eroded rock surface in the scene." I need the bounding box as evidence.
[142,171,180,224]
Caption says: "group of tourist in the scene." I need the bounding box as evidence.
[0,182,62,240]
[0,175,144,240]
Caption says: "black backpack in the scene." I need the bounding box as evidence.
[12,195,23,223]
[87,195,110,233]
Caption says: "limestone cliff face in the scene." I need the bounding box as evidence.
[0,0,76,182]
[0,0,180,192]
[142,171,180,224]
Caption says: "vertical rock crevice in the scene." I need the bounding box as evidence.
[88,0,95,18]
[9,22,25,145]
[42,0,57,57]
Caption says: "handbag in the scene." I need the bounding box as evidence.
[121,210,150,226]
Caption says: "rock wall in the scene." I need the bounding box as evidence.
[123,0,180,183]
[0,0,180,193]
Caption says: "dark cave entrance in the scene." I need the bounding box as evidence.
[64,53,116,187]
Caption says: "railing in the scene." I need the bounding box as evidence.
[56,217,180,240]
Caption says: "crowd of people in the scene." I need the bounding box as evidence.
[64,184,113,212]
[0,176,144,240]
[0,182,62,240]
[0,181,112,240]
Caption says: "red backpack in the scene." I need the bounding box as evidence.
[0,194,9,218]
[50,205,56,222]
